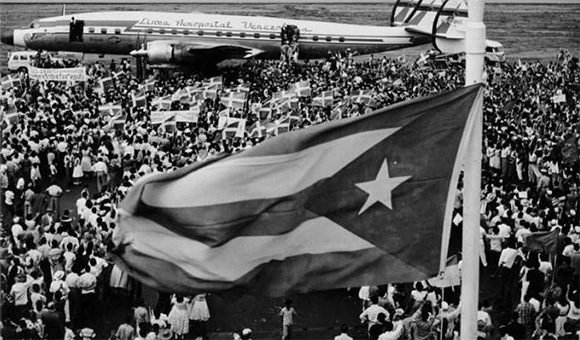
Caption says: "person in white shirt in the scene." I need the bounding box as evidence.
[487,226,504,270]
[89,256,108,278]
[76,190,89,217]
[359,296,390,332]
[334,324,353,340]
[497,221,512,239]
[498,239,520,308]
[92,157,108,193]
[515,221,532,244]
[11,219,24,249]
[279,299,296,340]
[377,320,404,340]
[10,273,31,319]
[63,243,76,273]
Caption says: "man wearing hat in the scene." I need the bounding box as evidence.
[79,327,96,340]
[40,247,64,287]
[78,264,98,327]
[241,328,253,340]
[49,270,69,298]
[46,183,63,220]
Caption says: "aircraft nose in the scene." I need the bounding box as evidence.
[1,31,14,45]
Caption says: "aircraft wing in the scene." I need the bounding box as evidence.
[132,40,265,64]
[185,42,265,59]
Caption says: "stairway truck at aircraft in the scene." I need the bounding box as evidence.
[1,0,502,67]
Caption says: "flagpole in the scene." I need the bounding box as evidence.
[461,0,486,339]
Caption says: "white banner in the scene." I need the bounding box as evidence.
[151,110,198,124]
[28,66,87,82]
[552,94,566,104]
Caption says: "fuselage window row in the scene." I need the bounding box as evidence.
[80,27,347,43]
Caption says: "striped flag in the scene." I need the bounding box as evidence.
[132,91,147,109]
[235,84,251,95]
[111,85,482,296]
[1,106,22,126]
[172,87,192,103]
[275,116,290,135]
[258,107,272,121]
[289,97,300,110]
[287,110,301,127]
[524,230,559,254]
[203,76,223,89]
[221,91,247,110]
[98,76,115,93]
[289,80,312,97]
[140,81,156,94]
[330,101,347,120]
[105,113,126,131]
[312,90,334,107]
[416,53,429,66]
[98,102,122,117]
[350,89,373,105]
[1,75,23,91]
[162,112,177,131]
[222,117,246,139]
[152,95,173,111]
[112,70,125,80]
[273,98,291,114]
[202,86,218,100]
[247,120,267,138]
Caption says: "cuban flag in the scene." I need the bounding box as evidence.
[111,85,482,297]
[312,90,334,108]
[290,80,312,97]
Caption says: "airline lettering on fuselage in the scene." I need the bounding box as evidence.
[135,17,312,33]
[241,21,280,32]
[136,17,233,29]
[242,21,312,33]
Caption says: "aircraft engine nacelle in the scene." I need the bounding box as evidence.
[146,41,174,64]
[132,41,191,65]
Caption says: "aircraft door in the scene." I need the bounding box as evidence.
[69,18,84,42]
[280,24,300,63]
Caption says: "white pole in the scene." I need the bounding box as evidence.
[461,0,486,339]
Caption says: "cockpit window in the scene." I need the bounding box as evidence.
[30,21,40,29]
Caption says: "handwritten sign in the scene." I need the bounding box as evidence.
[28,66,87,82]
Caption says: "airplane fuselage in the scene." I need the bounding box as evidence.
[10,11,431,61]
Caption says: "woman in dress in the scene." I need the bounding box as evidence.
[81,147,93,179]
[168,295,189,340]
[72,153,84,185]
[188,293,210,340]
[491,143,501,172]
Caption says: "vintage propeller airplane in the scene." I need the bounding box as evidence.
[1,0,503,67]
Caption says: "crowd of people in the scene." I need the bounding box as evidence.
[0,47,578,340]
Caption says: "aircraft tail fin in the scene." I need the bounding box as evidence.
[391,0,469,54]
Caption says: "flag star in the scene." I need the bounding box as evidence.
[355,158,412,215]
